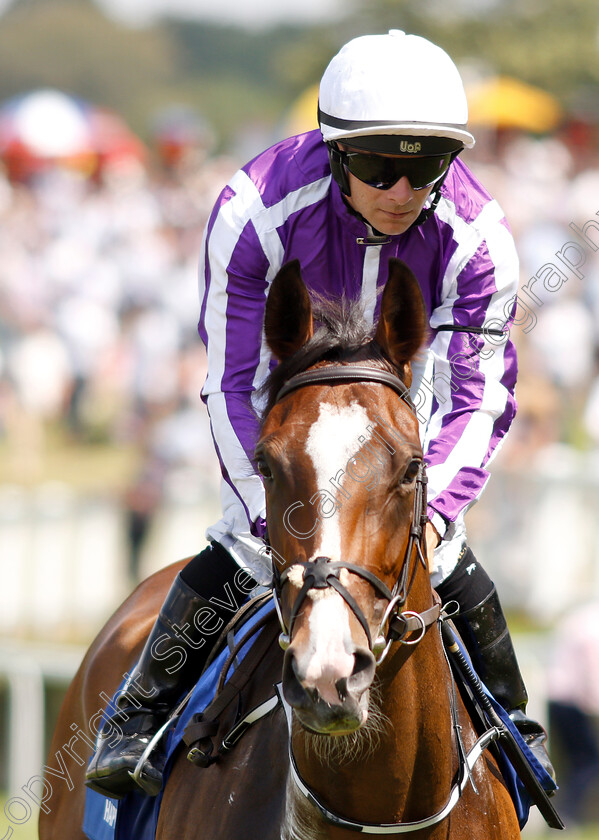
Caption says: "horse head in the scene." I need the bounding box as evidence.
[258,258,429,736]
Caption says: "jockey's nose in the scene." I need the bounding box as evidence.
[385,175,415,204]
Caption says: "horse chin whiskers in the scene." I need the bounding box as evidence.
[298,683,389,766]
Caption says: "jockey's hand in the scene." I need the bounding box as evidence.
[425,521,441,573]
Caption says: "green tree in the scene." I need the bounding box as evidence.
[0,0,597,153]
[0,0,178,135]
[350,0,599,107]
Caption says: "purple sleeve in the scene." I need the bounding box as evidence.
[422,213,519,539]
[198,175,273,531]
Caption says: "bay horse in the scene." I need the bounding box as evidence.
[40,258,520,839]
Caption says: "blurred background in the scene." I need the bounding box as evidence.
[1,0,599,836]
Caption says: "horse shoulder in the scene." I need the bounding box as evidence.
[156,640,289,840]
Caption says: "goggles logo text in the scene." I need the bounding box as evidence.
[399,141,422,154]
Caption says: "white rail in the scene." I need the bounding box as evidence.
[0,641,84,797]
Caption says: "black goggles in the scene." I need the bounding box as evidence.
[339,148,455,191]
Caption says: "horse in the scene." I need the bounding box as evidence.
[40,258,520,839]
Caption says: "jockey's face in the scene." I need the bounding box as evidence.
[339,145,434,235]
[345,169,433,235]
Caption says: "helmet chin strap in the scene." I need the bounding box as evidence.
[340,194,382,233]
[412,178,445,227]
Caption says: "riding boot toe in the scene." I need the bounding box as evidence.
[509,709,556,785]
[85,712,166,799]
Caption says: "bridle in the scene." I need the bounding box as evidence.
[264,362,502,835]
[268,362,441,663]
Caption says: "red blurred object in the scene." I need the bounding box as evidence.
[0,88,146,181]
[152,105,215,170]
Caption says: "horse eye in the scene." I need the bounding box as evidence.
[256,457,273,480]
[402,459,421,484]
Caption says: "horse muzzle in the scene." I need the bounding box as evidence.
[282,644,376,734]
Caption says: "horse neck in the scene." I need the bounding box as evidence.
[288,577,457,831]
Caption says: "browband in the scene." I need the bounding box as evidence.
[274,363,413,409]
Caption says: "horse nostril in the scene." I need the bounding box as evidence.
[307,686,320,704]
[347,648,376,696]
[283,649,325,709]
[336,677,348,703]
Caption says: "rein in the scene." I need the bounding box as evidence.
[278,678,502,835]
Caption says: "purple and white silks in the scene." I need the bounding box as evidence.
[197,130,518,584]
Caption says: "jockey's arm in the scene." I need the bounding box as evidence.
[197,184,272,537]
[420,208,519,543]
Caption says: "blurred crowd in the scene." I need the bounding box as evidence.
[467,123,599,469]
[0,127,242,578]
[468,127,599,824]
[2,119,599,571]
[2,108,599,822]
[0,144,239,434]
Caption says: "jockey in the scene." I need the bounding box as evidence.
[86,30,555,798]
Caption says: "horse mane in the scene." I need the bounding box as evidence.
[258,292,397,423]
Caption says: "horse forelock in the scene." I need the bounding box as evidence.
[259,293,400,425]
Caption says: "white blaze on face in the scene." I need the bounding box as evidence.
[302,595,356,704]
[306,400,372,560]
[298,401,373,703]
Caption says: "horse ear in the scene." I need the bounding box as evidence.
[374,258,428,370]
[264,259,314,360]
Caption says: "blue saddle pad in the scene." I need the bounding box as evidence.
[83,602,555,837]
[83,598,276,840]
[83,789,154,840]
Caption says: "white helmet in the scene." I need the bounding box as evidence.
[318,30,475,152]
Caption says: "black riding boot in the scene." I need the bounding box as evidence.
[436,547,556,782]
[85,543,254,799]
